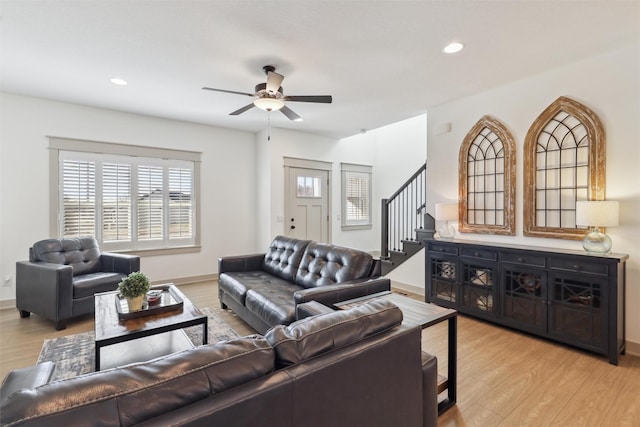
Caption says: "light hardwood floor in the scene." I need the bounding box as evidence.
[1,281,638,426]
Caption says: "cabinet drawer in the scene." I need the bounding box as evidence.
[428,244,458,255]
[460,247,497,261]
[500,252,546,267]
[549,258,608,276]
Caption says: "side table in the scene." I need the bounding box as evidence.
[335,291,457,414]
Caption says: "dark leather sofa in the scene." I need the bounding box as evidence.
[15,237,140,330]
[218,235,390,334]
[1,299,438,427]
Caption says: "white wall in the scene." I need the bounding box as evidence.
[254,127,349,250]
[336,115,427,252]
[426,42,640,348]
[255,116,427,253]
[0,92,257,301]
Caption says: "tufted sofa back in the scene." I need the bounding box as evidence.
[295,241,373,288]
[262,235,311,282]
[31,237,102,276]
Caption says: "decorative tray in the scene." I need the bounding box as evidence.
[115,284,184,320]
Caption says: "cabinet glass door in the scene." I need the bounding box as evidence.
[548,273,607,349]
[460,259,497,316]
[428,256,457,306]
[501,266,546,333]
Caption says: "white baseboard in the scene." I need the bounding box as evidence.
[0,299,15,310]
[626,340,640,357]
[390,281,424,297]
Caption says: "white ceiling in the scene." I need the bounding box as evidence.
[1,1,638,139]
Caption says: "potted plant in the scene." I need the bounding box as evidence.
[118,271,151,311]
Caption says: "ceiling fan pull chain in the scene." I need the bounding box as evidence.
[267,111,271,142]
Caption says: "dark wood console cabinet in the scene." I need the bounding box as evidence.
[424,239,628,364]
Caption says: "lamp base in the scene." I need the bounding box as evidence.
[437,222,456,239]
[582,228,612,253]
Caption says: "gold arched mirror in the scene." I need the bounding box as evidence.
[459,115,516,235]
[523,96,605,240]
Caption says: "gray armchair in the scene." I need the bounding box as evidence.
[16,237,140,330]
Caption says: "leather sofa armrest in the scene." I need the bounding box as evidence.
[0,361,55,405]
[101,252,140,275]
[421,352,438,427]
[218,253,265,274]
[293,277,391,307]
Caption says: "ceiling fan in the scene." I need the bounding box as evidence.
[202,65,332,121]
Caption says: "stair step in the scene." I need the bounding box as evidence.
[380,258,394,276]
[401,239,423,248]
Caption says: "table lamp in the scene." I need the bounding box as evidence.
[435,202,458,239]
[575,200,619,253]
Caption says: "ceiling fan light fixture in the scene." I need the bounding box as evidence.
[254,97,285,111]
[110,77,128,85]
[443,41,464,54]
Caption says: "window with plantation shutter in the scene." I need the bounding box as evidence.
[102,162,131,242]
[169,167,193,238]
[137,165,164,241]
[62,159,96,237]
[341,163,372,230]
[54,141,199,252]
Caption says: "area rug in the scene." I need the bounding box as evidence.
[37,307,240,381]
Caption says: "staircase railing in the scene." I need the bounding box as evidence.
[381,163,427,258]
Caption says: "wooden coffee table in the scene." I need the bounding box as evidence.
[94,284,208,371]
[336,291,457,414]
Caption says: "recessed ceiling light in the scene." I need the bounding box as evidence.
[110,78,128,86]
[443,42,464,54]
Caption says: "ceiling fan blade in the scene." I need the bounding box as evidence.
[280,105,303,121]
[202,87,255,97]
[230,103,256,116]
[266,71,284,94]
[284,95,332,103]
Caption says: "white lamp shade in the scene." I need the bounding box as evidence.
[435,202,458,221]
[254,97,284,111]
[575,201,619,227]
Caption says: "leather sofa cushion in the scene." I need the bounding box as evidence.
[220,271,303,308]
[262,236,310,282]
[265,299,403,367]
[31,237,102,277]
[72,272,127,299]
[1,336,275,427]
[245,280,305,326]
[295,242,373,288]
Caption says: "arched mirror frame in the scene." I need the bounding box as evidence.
[458,115,516,235]
[523,96,606,240]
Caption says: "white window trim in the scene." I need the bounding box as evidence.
[49,137,201,255]
[341,162,373,231]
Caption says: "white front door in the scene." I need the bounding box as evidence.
[285,167,329,242]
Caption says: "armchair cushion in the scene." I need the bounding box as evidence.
[31,237,102,276]
[73,272,128,299]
